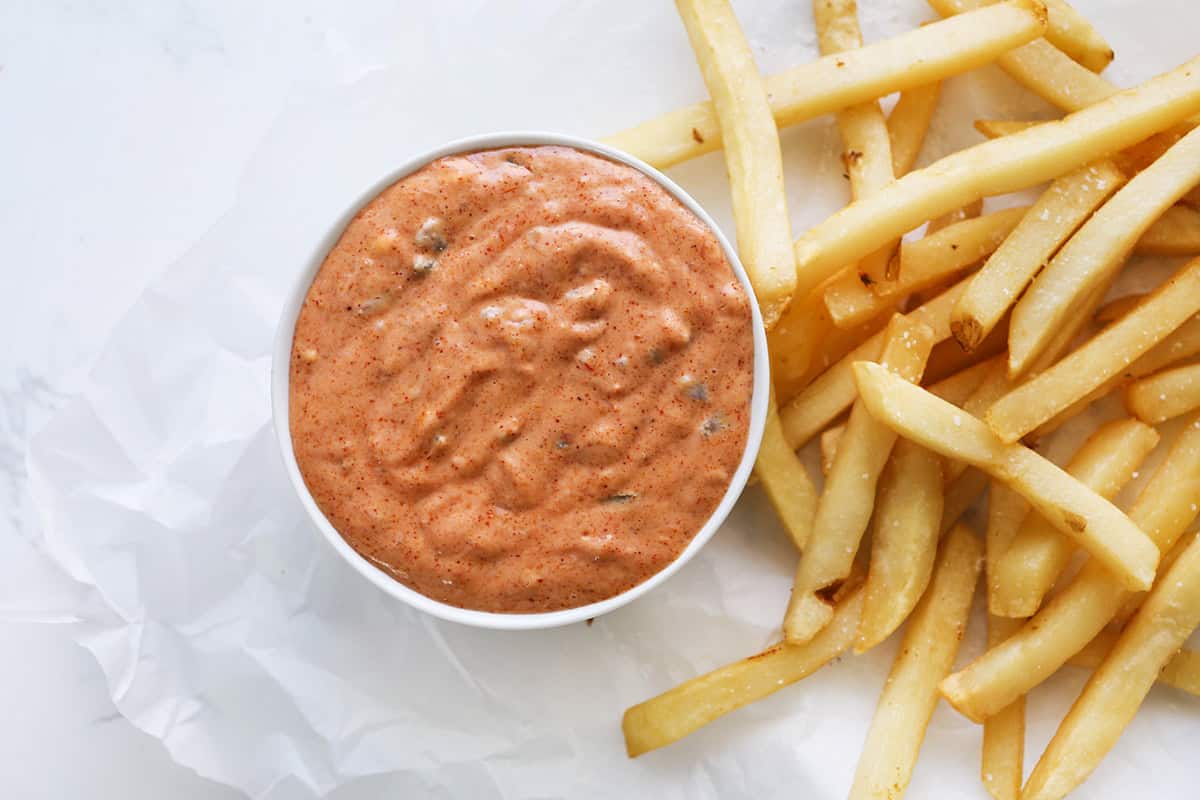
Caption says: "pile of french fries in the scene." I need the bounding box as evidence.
[608,1,1200,797]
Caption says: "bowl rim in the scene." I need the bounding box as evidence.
[270,130,770,630]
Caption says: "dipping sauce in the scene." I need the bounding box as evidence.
[290,145,754,613]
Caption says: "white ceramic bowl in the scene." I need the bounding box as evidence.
[271,131,770,630]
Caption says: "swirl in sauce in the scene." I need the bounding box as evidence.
[290,145,754,612]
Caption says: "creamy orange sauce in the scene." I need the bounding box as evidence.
[290,145,754,612]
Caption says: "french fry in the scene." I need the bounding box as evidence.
[676,0,796,327]
[990,419,1159,618]
[985,483,1028,610]
[857,438,945,651]
[943,360,1016,484]
[1041,0,1114,72]
[927,0,1114,112]
[1136,204,1200,256]
[784,317,935,644]
[988,259,1200,441]
[1029,313,1200,440]
[973,119,1041,139]
[1008,125,1200,374]
[888,82,942,176]
[942,467,989,535]
[1122,313,1200,378]
[1067,627,1200,696]
[814,0,898,286]
[939,415,1200,723]
[769,280,839,402]
[897,206,1027,293]
[781,278,968,448]
[927,198,984,235]
[1160,646,1200,695]
[1021,534,1200,800]
[1110,530,1197,626]
[847,525,982,800]
[821,272,905,330]
[822,207,1024,331]
[790,55,1200,298]
[923,320,1009,385]
[976,119,1200,217]
[1093,291,1144,324]
[852,362,1160,591]
[823,207,1025,328]
[819,425,844,478]
[621,589,864,757]
[1125,362,1200,424]
[981,614,1026,800]
[950,162,1126,352]
[604,1,1047,169]
[889,206,1028,296]
[770,270,895,404]
[756,387,819,551]
[929,357,999,406]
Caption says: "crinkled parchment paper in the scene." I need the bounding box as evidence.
[24,1,1200,797]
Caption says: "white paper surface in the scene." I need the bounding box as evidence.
[24,1,1200,797]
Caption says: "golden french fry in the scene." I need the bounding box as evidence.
[939,414,1200,723]
[929,357,1000,406]
[942,467,989,535]
[822,273,905,330]
[1122,313,1200,378]
[931,358,1010,486]
[989,259,1200,441]
[852,362,1160,591]
[982,614,1026,800]
[784,317,935,644]
[943,360,1016,484]
[1125,362,1200,425]
[676,0,796,327]
[756,387,819,551]
[950,163,1126,352]
[781,278,968,448]
[1042,0,1114,72]
[1029,313,1200,440]
[836,100,896,205]
[604,1,1047,169]
[790,55,1200,298]
[890,206,1028,296]
[1160,647,1200,695]
[1137,204,1200,256]
[848,526,982,800]
[923,320,1010,385]
[814,0,899,287]
[990,419,1159,618]
[819,425,844,478]
[974,119,1041,139]
[888,82,942,176]
[769,281,837,401]
[823,207,1027,330]
[927,0,1114,111]
[1008,126,1200,375]
[1022,534,1200,800]
[621,589,864,757]
[1111,531,1197,626]
[927,198,984,235]
[985,483,1028,610]
[1068,626,1200,696]
[1093,292,1144,324]
[976,119,1200,219]
[857,438,945,652]
[770,270,893,404]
